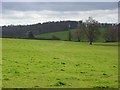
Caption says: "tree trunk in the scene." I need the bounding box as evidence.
[78,39,80,42]
[89,42,92,45]
[68,31,72,41]
[78,37,80,42]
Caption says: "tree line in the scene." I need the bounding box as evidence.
[68,17,118,45]
[2,21,77,38]
[2,18,119,45]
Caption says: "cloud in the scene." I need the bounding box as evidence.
[1,2,118,26]
[1,8,118,26]
[2,2,118,12]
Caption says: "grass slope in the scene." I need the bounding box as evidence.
[35,31,68,40]
[2,38,118,88]
[35,28,107,42]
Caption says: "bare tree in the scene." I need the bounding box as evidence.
[104,25,118,42]
[75,21,83,42]
[68,30,72,41]
[82,17,99,45]
[68,24,72,41]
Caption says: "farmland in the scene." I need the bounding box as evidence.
[2,38,118,88]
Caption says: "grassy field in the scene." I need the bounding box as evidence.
[0,38,2,88]
[35,31,68,40]
[2,38,118,88]
[35,28,107,42]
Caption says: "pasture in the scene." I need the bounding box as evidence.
[2,38,118,88]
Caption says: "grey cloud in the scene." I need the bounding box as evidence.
[1,2,118,25]
[2,2,118,12]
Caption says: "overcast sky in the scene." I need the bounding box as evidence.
[1,2,118,26]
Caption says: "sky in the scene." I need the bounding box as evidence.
[1,2,119,26]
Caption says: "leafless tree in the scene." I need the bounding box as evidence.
[82,17,99,45]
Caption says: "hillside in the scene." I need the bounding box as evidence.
[2,20,115,39]
[2,21,78,38]
[35,28,107,42]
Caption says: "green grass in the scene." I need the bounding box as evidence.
[35,31,69,40]
[35,28,107,42]
[2,38,118,88]
[0,38,2,88]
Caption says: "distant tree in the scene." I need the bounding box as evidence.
[27,31,34,38]
[82,17,99,45]
[75,30,80,42]
[68,30,72,41]
[118,24,120,42]
[104,26,118,42]
[75,21,83,42]
[68,24,72,41]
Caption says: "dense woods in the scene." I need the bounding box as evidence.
[2,21,78,38]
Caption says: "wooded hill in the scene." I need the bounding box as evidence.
[2,20,118,42]
[2,21,78,38]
